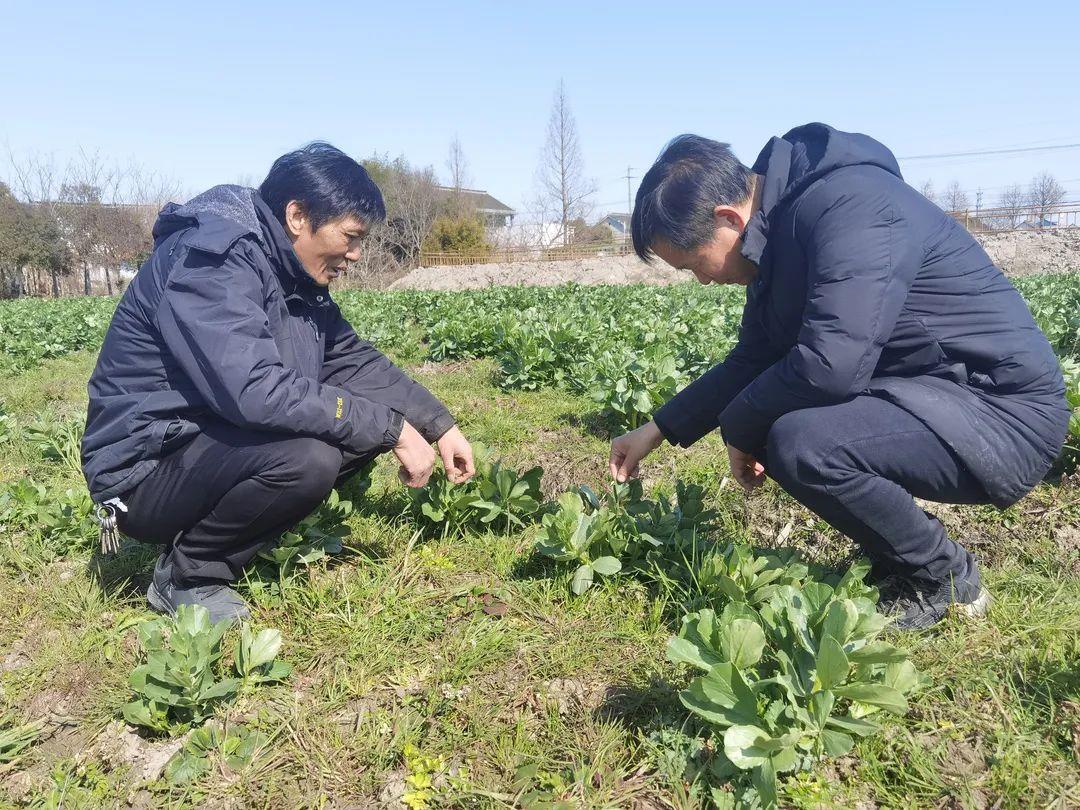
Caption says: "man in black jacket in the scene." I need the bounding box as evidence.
[82,143,475,621]
[610,125,1069,629]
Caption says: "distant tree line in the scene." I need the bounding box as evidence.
[919,172,1069,230]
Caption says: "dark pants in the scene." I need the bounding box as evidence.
[117,419,376,584]
[763,395,990,584]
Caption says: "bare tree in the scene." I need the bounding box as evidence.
[446,135,470,192]
[1028,171,1066,228]
[943,181,970,213]
[997,184,1026,229]
[919,179,937,204]
[535,80,596,246]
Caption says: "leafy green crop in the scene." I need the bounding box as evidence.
[1057,358,1080,472]
[0,479,95,560]
[122,606,290,735]
[165,723,266,784]
[535,480,716,594]
[409,444,543,535]
[258,488,352,578]
[667,557,919,808]
[590,345,687,430]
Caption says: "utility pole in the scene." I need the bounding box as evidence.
[623,166,636,242]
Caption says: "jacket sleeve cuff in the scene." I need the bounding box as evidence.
[381,409,406,451]
[718,395,771,454]
[652,397,717,448]
[418,410,456,443]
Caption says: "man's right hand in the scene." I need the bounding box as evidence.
[393,420,436,488]
[609,420,665,482]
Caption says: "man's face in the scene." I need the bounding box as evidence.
[285,203,367,287]
[652,227,756,287]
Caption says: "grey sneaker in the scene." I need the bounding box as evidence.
[146,553,250,624]
[876,572,990,630]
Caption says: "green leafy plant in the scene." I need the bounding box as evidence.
[234,625,292,687]
[0,479,94,560]
[1056,358,1080,472]
[534,483,649,594]
[123,606,292,735]
[667,556,919,808]
[258,488,352,578]
[164,723,266,784]
[25,415,84,474]
[409,445,543,535]
[122,605,238,734]
[590,345,687,430]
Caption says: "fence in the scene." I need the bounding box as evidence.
[945,202,1080,232]
[419,240,634,267]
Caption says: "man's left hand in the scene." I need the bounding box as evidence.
[437,426,476,484]
[727,444,766,492]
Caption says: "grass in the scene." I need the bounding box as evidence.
[0,351,1077,808]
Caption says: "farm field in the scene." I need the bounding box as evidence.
[0,275,1077,808]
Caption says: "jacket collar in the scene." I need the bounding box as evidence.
[739,136,793,269]
[253,194,332,309]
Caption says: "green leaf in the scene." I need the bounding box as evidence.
[821,728,854,757]
[825,714,881,737]
[822,599,859,644]
[846,641,908,665]
[723,725,772,769]
[815,635,849,691]
[570,564,594,595]
[834,683,908,714]
[198,678,239,703]
[810,690,834,728]
[680,664,758,728]
[590,556,622,576]
[240,628,283,673]
[723,618,765,670]
[884,660,920,694]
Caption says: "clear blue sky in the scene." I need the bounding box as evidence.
[4,0,1079,217]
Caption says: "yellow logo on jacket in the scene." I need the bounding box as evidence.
[335,397,343,419]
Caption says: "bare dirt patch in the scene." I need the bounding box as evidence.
[391,254,684,291]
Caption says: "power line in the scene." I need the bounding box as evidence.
[899,143,1080,161]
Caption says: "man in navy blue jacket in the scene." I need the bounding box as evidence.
[610,124,1069,629]
[82,143,475,621]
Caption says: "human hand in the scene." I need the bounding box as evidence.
[727,444,765,492]
[393,420,436,488]
[436,425,476,484]
[609,420,665,483]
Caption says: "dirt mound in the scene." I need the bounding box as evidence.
[389,230,1079,291]
[975,229,1080,276]
[389,254,684,291]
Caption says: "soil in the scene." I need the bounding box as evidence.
[389,254,684,291]
[389,230,1079,292]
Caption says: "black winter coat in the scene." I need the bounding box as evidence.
[653,124,1069,507]
[82,185,454,502]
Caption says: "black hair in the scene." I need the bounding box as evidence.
[631,135,753,262]
[259,141,386,231]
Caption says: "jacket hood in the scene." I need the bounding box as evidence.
[741,123,903,265]
[151,184,318,296]
[152,184,267,255]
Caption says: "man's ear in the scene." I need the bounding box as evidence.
[712,204,747,233]
[284,200,308,240]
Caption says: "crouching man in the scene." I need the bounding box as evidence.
[82,142,475,621]
[610,124,1069,629]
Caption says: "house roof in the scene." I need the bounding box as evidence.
[435,186,514,215]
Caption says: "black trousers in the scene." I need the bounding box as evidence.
[117,419,377,584]
[763,395,991,584]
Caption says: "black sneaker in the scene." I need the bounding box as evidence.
[146,553,250,624]
[876,572,990,630]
